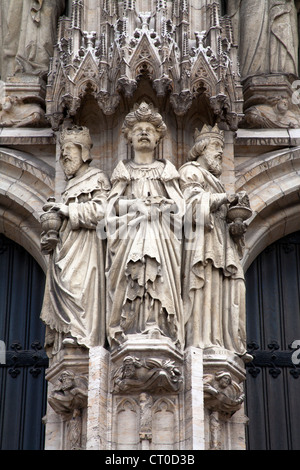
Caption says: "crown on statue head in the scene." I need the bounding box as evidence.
[60,125,93,149]
[194,124,224,144]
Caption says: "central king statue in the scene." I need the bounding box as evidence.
[106,102,185,349]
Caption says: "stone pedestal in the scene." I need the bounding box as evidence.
[83,343,247,450]
[5,74,46,101]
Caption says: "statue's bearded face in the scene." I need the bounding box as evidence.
[60,142,83,177]
[130,122,160,153]
[203,139,223,177]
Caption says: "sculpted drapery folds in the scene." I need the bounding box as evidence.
[40,126,110,353]
[1,0,65,80]
[179,125,249,357]
[228,0,300,77]
[106,102,185,349]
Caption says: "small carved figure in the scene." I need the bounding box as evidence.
[48,370,88,450]
[203,371,244,417]
[179,124,252,357]
[106,102,185,348]
[0,96,47,127]
[112,355,183,393]
[139,392,153,444]
[48,370,88,418]
[242,96,300,129]
[40,126,111,353]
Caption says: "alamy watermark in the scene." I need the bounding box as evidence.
[291,340,300,365]
[96,199,210,249]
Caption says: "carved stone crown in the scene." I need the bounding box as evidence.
[122,101,167,137]
[194,124,224,144]
[60,126,93,149]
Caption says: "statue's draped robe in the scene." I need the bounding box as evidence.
[41,167,110,350]
[1,0,65,79]
[106,159,185,348]
[179,162,246,355]
[237,0,298,77]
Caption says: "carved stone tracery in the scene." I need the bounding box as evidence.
[45,0,243,130]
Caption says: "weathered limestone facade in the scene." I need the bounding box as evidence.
[1,0,300,451]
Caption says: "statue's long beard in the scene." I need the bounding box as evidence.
[63,161,80,178]
[206,157,222,177]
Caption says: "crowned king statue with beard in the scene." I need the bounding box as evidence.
[179,125,251,360]
[40,126,110,355]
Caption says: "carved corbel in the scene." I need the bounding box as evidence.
[203,371,244,420]
[96,91,120,115]
[117,76,138,97]
[152,75,172,97]
[203,371,245,450]
[209,94,229,118]
[45,112,65,131]
[112,356,183,394]
[225,111,243,132]
[61,93,82,118]
[170,90,193,116]
[48,370,88,450]
[227,192,252,259]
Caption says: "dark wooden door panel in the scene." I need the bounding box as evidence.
[0,234,47,450]
[245,232,300,450]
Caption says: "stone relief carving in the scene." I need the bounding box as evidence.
[48,370,88,450]
[0,96,47,128]
[112,356,183,394]
[203,371,245,417]
[228,0,300,78]
[179,124,252,358]
[1,0,66,81]
[139,392,153,445]
[241,96,300,129]
[106,102,185,349]
[40,125,111,354]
